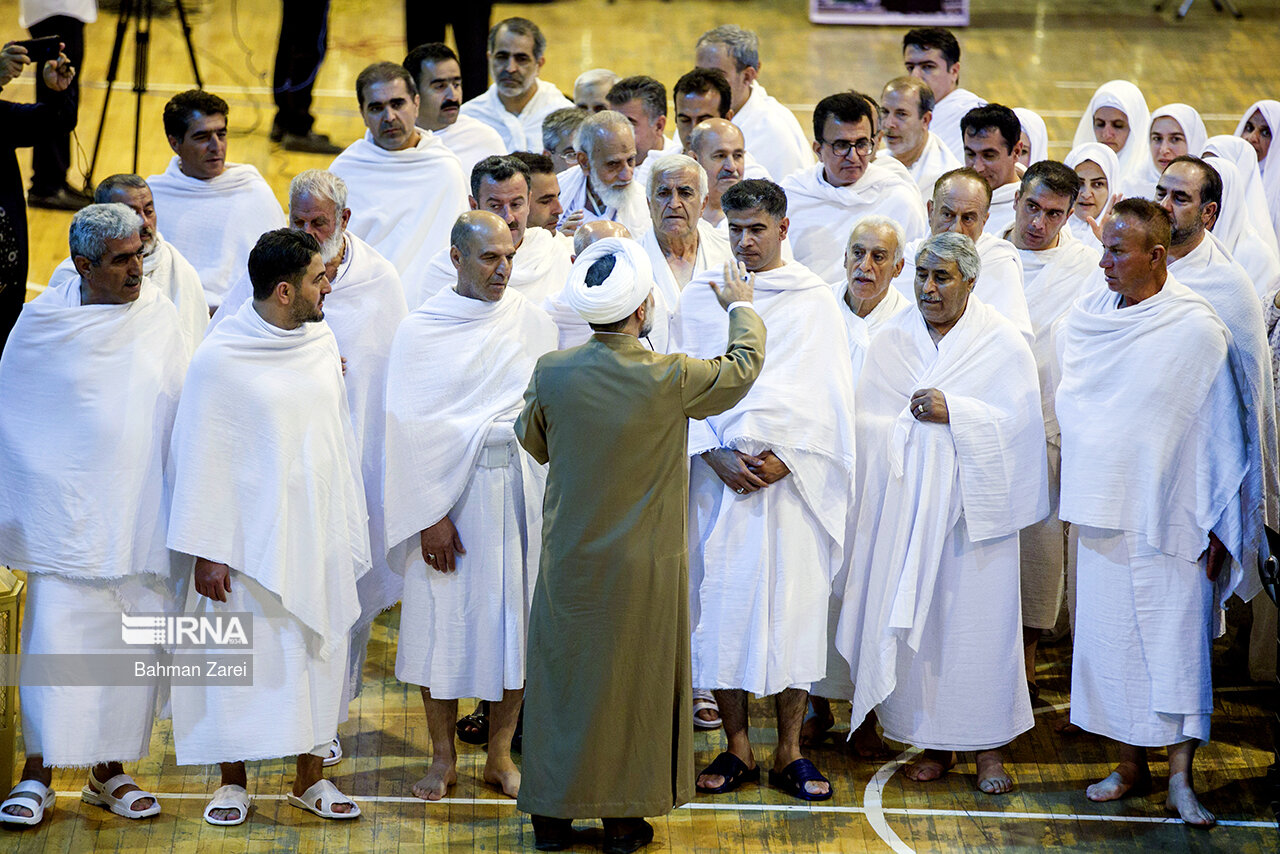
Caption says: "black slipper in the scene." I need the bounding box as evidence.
[696,751,760,794]
[769,757,833,801]
[456,701,490,745]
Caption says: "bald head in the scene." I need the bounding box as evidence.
[573,219,631,257]
[450,211,516,301]
[687,118,746,206]
[928,167,992,242]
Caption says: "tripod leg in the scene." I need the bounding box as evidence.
[132,3,151,173]
[86,0,135,187]
[172,0,204,90]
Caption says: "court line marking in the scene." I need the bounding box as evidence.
[865,748,922,854]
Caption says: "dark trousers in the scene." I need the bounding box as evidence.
[28,15,84,194]
[272,0,330,135]
[405,2,492,103]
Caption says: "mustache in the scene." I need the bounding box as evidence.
[440,99,460,111]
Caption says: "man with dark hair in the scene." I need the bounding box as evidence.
[148,90,285,313]
[405,43,505,178]
[782,92,926,283]
[511,151,567,234]
[169,228,369,826]
[903,27,985,160]
[460,17,573,152]
[1057,198,1264,827]
[880,76,958,204]
[608,76,681,184]
[330,63,468,297]
[960,104,1024,236]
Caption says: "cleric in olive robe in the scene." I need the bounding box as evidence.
[515,238,765,820]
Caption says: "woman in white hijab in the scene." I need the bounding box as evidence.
[1121,103,1207,200]
[1063,142,1119,253]
[1072,80,1150,189]
[1199,155,1280,298]
[1204,135,1280,258]
[1235,101,1280,243]
[1014,107,1049,168]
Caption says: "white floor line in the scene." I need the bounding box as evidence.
[863,748,922,854]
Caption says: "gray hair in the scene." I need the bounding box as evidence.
[847,214,907,266]
[574,68,618,94]
[578,110,634,161]
[289,169,348,212]
[542,106,587,151]
[68,203,144,261]
[646,153,709,200]
[697,25,760,71]
[93,173,149,204]
[916,231,981,283]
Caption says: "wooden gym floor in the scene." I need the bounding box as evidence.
[3,0,1279,850]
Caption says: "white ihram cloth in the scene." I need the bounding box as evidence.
[459,79,574,153]
[983,181,1019,237]
[147,158,285,308]
[884,131,960,206]
[329,130,468,294]
[1235,100,1280,244]
[837,298,1046,749]
[408,225,573,311]
[676,262,857,696]
[633,134,686,190]
[782,161,928,284]
[1205,135,1280,260]
[1056,279,1250,744]
[833,283,912,390]
[1203,157,1280,298]
[931,86,987,162]
[1120,103,1208,201]
[731,82,815,183]
[639,219,733,310]
[1064,143,1120,254]
[385,287,556,699]
[1015,229,1101,629]
[1015,107,1049,166]
[1072,81,1151,190]
[435,114,507,179]
[555,165,651,238]
[893,231,1034,343]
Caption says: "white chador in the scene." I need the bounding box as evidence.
[931,87,986,162]
[884,131,960,205]
[1015,228,1101,630]
[837,298,1047,751]
[555,165,651,238]
[1120,104,1208,201]
[983,182,1019,237]
[1205,156,1280,298]
[782,161,928,284]
[168,301,371,765]
[329,130,469,295]
[676,261,857,697]
[639,219,733,310]
[408,225,573,310]
[1064,143,1119,254]
[0,277,186,766]
[384,287,557,699]
[731,82,815,183]
[1057,279,1253,745]
[47,231,208,357]
[459,79,574,152]
[893,232,1033,343]
[435,114,507,180]
[147,158,285,309]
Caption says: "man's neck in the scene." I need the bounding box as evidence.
[658,226,699,261]
[821,167,855,189]
[894,134,929,169]
[935,84,959,103]
[844,286,887,319]
[252,299,299,330]
[735,83,753,114]
[416,116,450,133]
[1012,230,1060,252]
[702,205,725,227]
[751,257,784,273]
[1169,228,1204,262]
[177,162,220,181]
[499,83,538,116]
[584,177,607,214]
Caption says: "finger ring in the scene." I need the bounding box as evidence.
[736,487,746,494]
[426,554,435,559]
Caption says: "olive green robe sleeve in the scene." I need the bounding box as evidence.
[681,305,766,420]
[516,368,550,464]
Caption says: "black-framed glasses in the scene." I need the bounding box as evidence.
[820,137,874,157]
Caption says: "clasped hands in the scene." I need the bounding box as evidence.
[703,448,790,494]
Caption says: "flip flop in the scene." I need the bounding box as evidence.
[81,772,161,819]
[769,757,833,801]
[202,784,250,826]
[287,778,361,820]
[696,751,760,795]
[456,701,490,746]
[693,690,722,730]
[0,779,55,826]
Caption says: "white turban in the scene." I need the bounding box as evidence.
[565,237,655,324]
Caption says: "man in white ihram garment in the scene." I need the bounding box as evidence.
[404,42,505,179]
[902,28,985,162]
[640,154,732,310]
[608,76,684,191]
[168,229,371,826]
[676,179,856,803]
[384,210,557,804]
[880,76,960,206]
[1056,198,1263,827]
[0,204,184,827]
[960,104,1024,237]
[687,118,747,231]
[572,68,617,113]
[837,231,1047,795]
[556,110,650,237]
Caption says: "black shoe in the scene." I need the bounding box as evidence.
[602,818,654,854]
[27,185,92,211]
[531,815,574,851]
[281,131,343,155]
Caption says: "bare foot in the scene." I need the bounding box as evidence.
[1166,771,1215,827]
[1085,761,1151,802]
[976,750,1013,795]
[411,760,457,802]
[848,718,891,760]
[91,768,156,813]
[799,699,835,748]
[696,750,755,790]
[208,806,241,822]
[903,750,955,782]
[483,756,521,798]
[1054,719,1084,736]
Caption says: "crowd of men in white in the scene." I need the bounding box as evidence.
[0,16,1277,834]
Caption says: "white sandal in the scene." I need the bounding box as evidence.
[0,779,54,826]
[693,689,722,730]
[322,736,342,767]
[287,778,361,819]
[81,772,160,819]
[202,784,251,826]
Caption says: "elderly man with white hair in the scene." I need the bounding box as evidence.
[557,110,650,237]
[0,203,186,826]
[573,68,617,113]
[641,154,733,309]
[837,231,1046,796]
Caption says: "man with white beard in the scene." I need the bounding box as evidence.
[880,76,959,205]
[404,43,505,179]
[608,76,684,189]
[960,105,1024,237]
[694,25,814,182]
[573,68,617,113]
[330,62,468,302]
[459,18,573,152]
[641,154,733,309]
[782,92,927,285]
[892,168,1033,343]
[557,110,650,237]
[384,211,557,803]
[413,156,573,308]
[902,28,985,161]
[687,119,746,231]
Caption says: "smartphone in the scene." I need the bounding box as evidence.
[13,35,61,64]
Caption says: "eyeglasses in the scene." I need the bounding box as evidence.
[820,137,874,157]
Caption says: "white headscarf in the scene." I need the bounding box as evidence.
[565,237,655,324]
[1232,101,1280,243]
[1015,107,1049,166]
[1205,134,1280,259]
[1122,103,1208,200]
[1072,80,1150,185]
[1063,142,1120,251]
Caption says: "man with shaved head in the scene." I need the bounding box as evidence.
[688,118,747,231]
[557,110,649,237]
[573,68,618,113]
[880,76,959,205]
[385,210,557,803]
